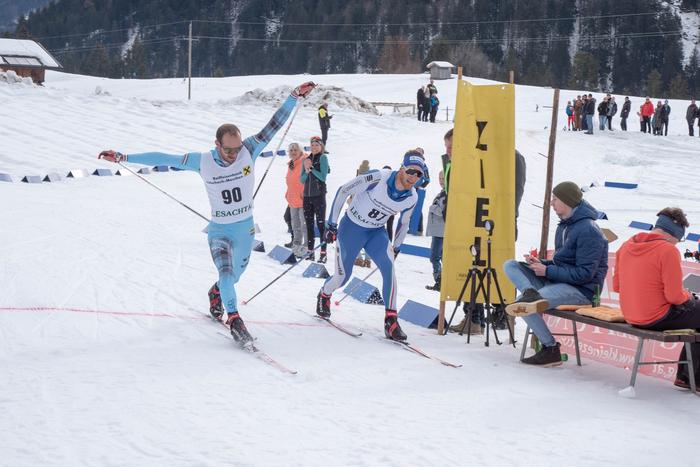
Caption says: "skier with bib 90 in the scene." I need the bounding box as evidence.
[97,81,316,348]
[316,151,426,341]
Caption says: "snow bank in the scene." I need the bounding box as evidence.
[228,84,379,115]
[0,70,34,86]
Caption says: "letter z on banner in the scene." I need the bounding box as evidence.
[440,80,515,303]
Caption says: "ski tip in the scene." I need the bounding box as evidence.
[241,300,248,305]
[334,301,340,306]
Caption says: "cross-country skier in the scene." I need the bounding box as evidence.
[97,81,316,347]
[316,151,426,341]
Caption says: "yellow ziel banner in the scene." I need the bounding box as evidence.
[440,80,515,303]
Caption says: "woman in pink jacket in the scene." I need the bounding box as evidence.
[285,143,308,258]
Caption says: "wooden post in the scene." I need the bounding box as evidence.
[539,88,560,260]
[188,21,192,101]
[457,66,463,81]
[509,70,514,84]
[438,301,446,335]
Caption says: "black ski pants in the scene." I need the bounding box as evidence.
[621,117,627,131]
[303,195,326,252]
[637,298,700,384]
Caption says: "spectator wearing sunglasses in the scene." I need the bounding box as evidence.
[301,135,330,263]
[315,152,426,341]
[97,81,317,348]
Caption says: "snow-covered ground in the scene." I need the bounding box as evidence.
[1,71,699,466]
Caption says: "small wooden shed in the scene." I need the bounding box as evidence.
[0,38,62,84]
[426,61,454,80]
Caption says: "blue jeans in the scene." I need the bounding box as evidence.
[430,236,443,281]
[503,260,590,347]
[598,115,606,130]
[585,114,593,134]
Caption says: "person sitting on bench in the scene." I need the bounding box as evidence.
[503,181,609,366]
[613,207,700,391]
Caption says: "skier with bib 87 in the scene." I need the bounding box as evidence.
[97,81,316,348]
[316,151,427,341]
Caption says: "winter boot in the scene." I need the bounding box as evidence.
[449,316,469,333]
[426,275,441,291]
[384,310,407,341]
[208,283,223,321]
[318,247,327,264]
[521,342,562,367]
[316,290,331,318]
[505,288,550,317]
[226,312,253,348]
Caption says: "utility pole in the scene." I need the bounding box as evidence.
[188,21,192,101]
[539,88,560,260]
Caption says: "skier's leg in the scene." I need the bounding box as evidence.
[208,219,254,316]
[321,218,365,296]
[364,228,397,309]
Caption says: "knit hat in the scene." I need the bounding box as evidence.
[310,136,325,150]
[552,181,583,208]
[655,214,686,241]
[402,150,427,174]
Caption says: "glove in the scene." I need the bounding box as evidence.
[323,224,338,244]
[98,150,126,163]
[292,81,316,98]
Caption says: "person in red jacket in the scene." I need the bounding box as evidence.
[613,207,699,390]
[640,96,655,134]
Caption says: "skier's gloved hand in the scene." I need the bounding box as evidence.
[98,150,126,163]
[292,81,316,98]
[323,224,338,244]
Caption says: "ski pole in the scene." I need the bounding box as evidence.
[334,266,379,306]
[253,101,302,200]
[242,243,325,305]
[117,162,209,222]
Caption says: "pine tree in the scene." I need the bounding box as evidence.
[569,52,599,91]
[646,69,663,98]
[668,73,689,99]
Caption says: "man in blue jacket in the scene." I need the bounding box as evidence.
[503,181,609,366]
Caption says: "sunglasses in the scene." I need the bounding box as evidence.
[405,168,423,178]
[221,145,243,156]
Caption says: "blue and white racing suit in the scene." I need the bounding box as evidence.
[123,94,298,314]
[322,169,416,310]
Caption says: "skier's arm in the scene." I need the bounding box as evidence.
[327,170,382,225]
[99,150,201,171]
[393,203,416,250]
[244,94,298,161]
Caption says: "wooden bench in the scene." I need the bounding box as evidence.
[520,308,700,395]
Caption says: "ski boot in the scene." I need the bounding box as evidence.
[384,310,407,341]
[226,312,254,348]
[208,283,223,321]
[316,290,331,318]
[318,247,327,264]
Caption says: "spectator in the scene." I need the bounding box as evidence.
[653,100,663,136]
[613,207,699,390]
[318,103,332,145]
[580,95,589,132]
[620,96,631,131]
[597,96,608,131]
[660,99,671,136]
[427,79,438,96]
[565,101,574,130]
[285,142,308,258]
[422,86,431,122]
[574,95,583,130]
[584,93,596,134]
[504,181,608,366]
[426,171,447,291]
[641,97,654,133]
[686,99,698,136]
[429,94,440,123]
[416,86,425,121]
[301,136,330,263]
[606,96,617,130]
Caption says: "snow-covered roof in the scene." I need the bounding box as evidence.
[0,38,61,69]
[426,61,455,69]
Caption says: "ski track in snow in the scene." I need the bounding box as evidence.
[1,71,699,465]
